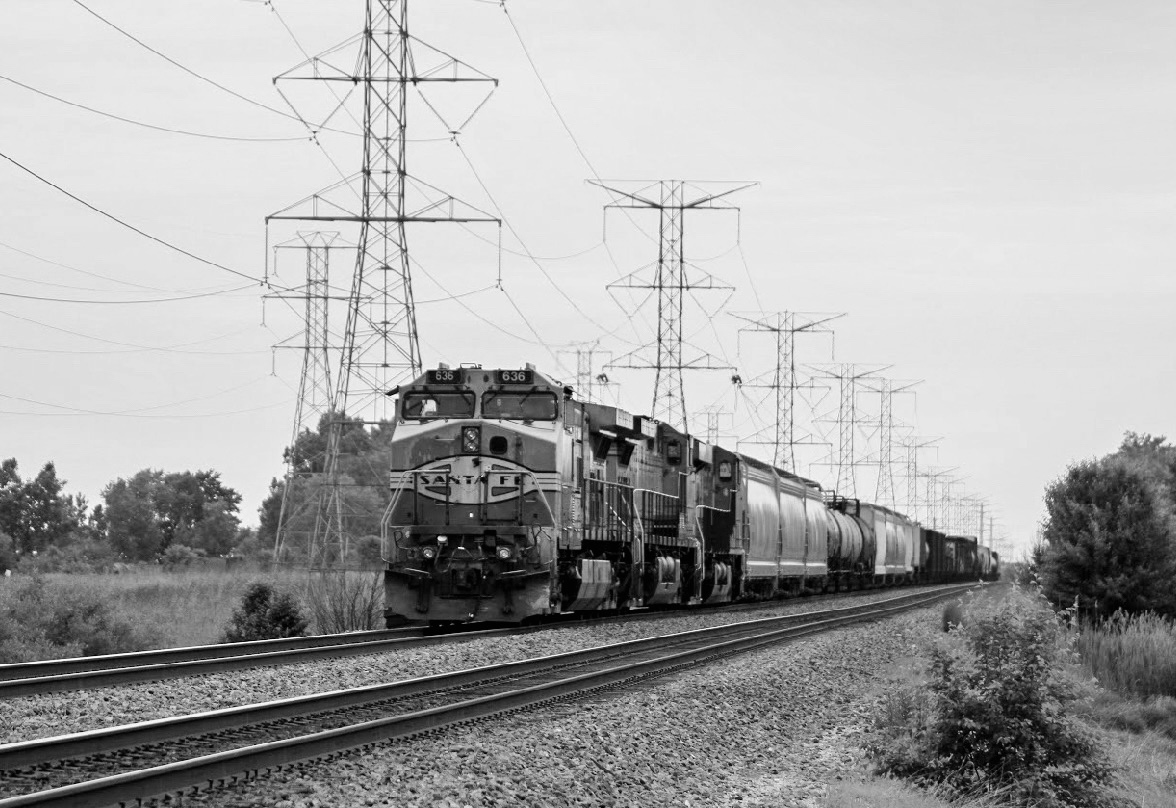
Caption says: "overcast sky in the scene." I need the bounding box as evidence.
[2,1,1173,558]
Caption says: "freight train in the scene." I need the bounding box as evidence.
[380,364,998,624]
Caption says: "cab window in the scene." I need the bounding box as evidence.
[401,391,475,420]
[481,391,557,421]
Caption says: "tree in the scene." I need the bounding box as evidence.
[0,459,84,555]
[101,468,242,561]
[1039,451,1176,617]
[103,470,166,560]
[259,412,395,561]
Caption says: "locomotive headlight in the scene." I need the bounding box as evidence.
[437,535,448,545]
[496,546,512,560]
[461,426,481,453]
[421,546,437,560]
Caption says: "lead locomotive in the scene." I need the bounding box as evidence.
[380,364,997,624]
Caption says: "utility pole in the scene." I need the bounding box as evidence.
[731,311,843,472]
[594,179,753,432]
[266,0,499,567]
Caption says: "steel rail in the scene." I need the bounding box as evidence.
[0,582,966,698]
[0,627,424,683]
[0,584,964,769]
[0,585,978,807]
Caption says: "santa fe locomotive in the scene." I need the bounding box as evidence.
[380,364,998,624]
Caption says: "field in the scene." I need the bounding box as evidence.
[0,565,383,661]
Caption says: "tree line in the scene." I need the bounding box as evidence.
[1035,431,1176,617]
[0,413,392,573]
[0,460,250,572]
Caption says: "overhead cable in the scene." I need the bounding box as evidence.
[0,74,310,143]
[69,0,331,132]
[0,284,256,305]
[0,148,266,285]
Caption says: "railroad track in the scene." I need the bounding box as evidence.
[0,583,977,808]
[0,582,962,698]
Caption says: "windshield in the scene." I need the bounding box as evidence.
[401,391,475,420]
[481,391,557,421]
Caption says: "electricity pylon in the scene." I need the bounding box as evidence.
[857,378,920,509]
[731,311,843,472]
[557,342,615,404]
[594,179,754,432]
[266,233,341,561]
[808,363,890,497]
[266,0,499,567]
[896,431,939,522]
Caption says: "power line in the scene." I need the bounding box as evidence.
[0,148,267,286]
[0,307,265,354]
[0,375,279,417]
[0,238,224,293]
[69,0,328,132]
[0,73,310,143]
[0,284,255,305]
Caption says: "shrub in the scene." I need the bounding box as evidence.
[221,581,308,642]
[162,543,202,570]
[0,575,159,662]
[868,588,1115,808]
[304,571,382,634]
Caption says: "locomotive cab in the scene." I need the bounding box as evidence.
[381,365,564,624]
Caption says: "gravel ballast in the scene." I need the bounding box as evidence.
[0,588,946,745]
[186,604,940,808]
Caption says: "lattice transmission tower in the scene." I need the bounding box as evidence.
[594,180,753,432]
[266,233,342,560]
[557,342,615,404]
[857,378,920,509]
[896,432,939,522]
[808,363,890,497]
[731,311,842,472]
[266,0,498,566]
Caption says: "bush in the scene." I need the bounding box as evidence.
[0,575,159,662]
[304,571,382,634]
[221,581,309,642]
[162,543,202,570]
[867,587,1115,808]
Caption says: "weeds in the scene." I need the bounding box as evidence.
[1079,611,1176,699]
[867,587,1116,808]
[0,575,160,662]
[303,571,383,634]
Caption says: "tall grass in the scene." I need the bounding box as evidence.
[1078,611,1176,699]
[0,566,329,658]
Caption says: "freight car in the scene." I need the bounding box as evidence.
[380,364,989,625]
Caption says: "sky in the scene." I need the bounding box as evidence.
[1,0,1173,560]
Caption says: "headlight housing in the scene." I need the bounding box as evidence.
[496,545,512,560]
[421,546,437,560]
[461,426,480,453]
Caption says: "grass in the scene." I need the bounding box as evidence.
[1078,611,1176,699]
[821,777,1003,808]
[0,566,384,660]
